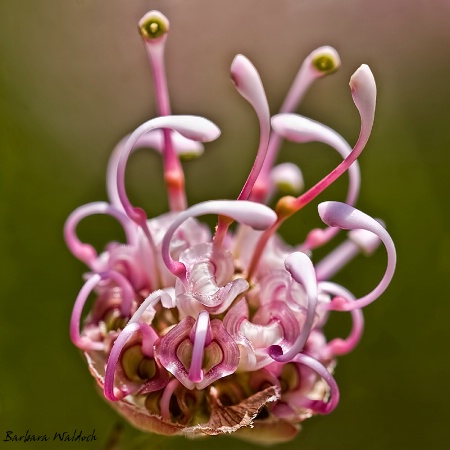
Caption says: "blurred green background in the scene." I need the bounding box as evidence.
[1,1,450,449]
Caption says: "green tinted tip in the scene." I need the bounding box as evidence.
[310,47,340,74]
[139,11,169,40]
[312,54,338,73]
[276,181,298,195]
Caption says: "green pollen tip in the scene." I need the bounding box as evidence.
[139,18,167,40]
[312,54,338,73]
[180,152,201,162]
[276,181,297,195]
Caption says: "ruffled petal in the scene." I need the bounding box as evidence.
[155,315,239,390]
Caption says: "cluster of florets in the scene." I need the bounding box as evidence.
[65,10,396,444]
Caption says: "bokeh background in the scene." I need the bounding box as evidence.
[1,1,450,449]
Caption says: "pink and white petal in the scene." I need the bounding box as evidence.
[154,316,196,390]
[196,319,239,390]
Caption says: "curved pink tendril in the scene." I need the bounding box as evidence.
[117,115,220,228]
[160,378,180,421]
[286,64,375,212]
[291,353,340,414]
[270,114,361,250]
[319,281,364,357]
[214,55,271,245]
[253,46,341,203]
[64,202,137,270]
[318,201,396,311]
[231,54,271,201]
[107,132,203,210]
[269,252,318,362]
[139,10,187,211]
[70,271,135,351]
[104,321,159,401]
[315,228,381,281]
[161,200,277,282]
[129,289,175,327]
[116,115,220,288]
[247,65,376,279]
[139,11,171,115]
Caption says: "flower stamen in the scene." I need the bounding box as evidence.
[106,132,203,210]
[214,55,271,246]
[252,46,340,203]
[139,11,186,211]
[269,114,361,250]
[161,200,277,282]
[116,115,220,287]
[104,321,160,401]
[291,353,340,414]
[269,252,318,362]
[318,201,396,311]
[315,228,381,281]
[70,271,135,351]
[188,311,212,383]
[247,65,376,278]
[319,282,364,357]
[64,202,137,270]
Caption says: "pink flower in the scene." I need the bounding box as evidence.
[65,10,396,444]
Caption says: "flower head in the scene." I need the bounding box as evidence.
[65,10,396,444]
